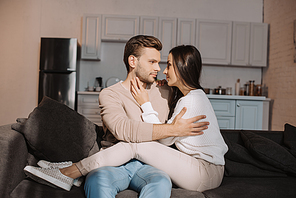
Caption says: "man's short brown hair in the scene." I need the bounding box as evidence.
[123,35,162,72]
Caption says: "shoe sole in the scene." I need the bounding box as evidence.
[37,160,82,187]
[24,166,72,191]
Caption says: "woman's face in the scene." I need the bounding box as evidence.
[163,53,179,87]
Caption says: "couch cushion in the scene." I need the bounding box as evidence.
[10,179,85,198]
[11,96,99,163]
[284,123,296,157]
[202,176,296,198]
[223,135,286,177]
[241,131,296,175]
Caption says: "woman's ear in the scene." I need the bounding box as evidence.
[128,55,137,69]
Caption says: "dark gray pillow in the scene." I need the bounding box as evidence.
[223,135,285,177]
[284,123,296,157]
[11,96,99,163]
[241,131,296,175]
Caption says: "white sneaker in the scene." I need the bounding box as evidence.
[37,160,73,169]
[37,160,84,187]
[24,166,74,191]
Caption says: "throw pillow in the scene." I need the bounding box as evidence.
[223,135,285,177]
[11,96,99,163]
[241,131,296,175]
[284,123,296,158]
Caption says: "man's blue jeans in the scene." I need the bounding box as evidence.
[84,159,172,198]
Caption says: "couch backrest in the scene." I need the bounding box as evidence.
[221,129,284,146]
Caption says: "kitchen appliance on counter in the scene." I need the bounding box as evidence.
[213,86,226,95]
[38,37,79,110]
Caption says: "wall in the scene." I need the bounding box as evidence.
[0,0,263,126]
[263,0,296,130]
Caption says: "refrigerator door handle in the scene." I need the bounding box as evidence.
[67,68,76,72]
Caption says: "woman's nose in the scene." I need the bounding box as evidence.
[163,68,167,74]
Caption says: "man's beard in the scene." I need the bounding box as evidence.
[135,63,156,84]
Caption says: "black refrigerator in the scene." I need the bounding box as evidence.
[38,38,78,110]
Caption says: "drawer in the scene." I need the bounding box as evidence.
[217,117,235,129]
[78,106,101,116]
[84,115,102,126]
[210,99,235,117]
[78,94,99,106]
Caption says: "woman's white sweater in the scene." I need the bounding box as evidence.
[141,89,228,165]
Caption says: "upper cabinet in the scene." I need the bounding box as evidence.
[196,19,232,65]
[232,22,268,67]
[249,23,268,67]
[177,18,196,46]
[158,17,177,62]
[81,14,102,60]
[81,14,269,66]
[140,16,158,37]
[102,15,139,42]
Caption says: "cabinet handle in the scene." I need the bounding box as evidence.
[237,103,240,107]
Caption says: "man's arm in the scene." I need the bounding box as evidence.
[152,107,208,140]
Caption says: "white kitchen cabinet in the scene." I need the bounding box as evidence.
[77,92,102,126]
[210,99,235,129]
[177,18,196,46]
[209,96,270,130]
[231,21,250,66]
[249,23,268,67]
[231,22,268,67]
[81,14,102,60]
[102,15,139,42]
[235,100,263,130]
[140,16,158,37]
[158,17,177,62]
[196,19,232,65]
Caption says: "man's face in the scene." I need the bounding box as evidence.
[134,47,161,84]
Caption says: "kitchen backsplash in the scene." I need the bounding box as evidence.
[78,41,262,95]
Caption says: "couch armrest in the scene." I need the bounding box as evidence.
[0,124,28,198]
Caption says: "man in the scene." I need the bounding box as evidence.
[84,35,209,197]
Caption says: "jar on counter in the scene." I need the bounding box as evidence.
[255,84,262,96]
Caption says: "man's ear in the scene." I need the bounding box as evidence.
[128,55,137,69]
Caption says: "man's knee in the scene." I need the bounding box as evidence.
[84,166,129,198]
[131,165,172,197]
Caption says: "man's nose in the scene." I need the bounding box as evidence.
[154,63,160,72]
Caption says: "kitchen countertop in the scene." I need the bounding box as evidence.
[77,91,100,95]
[78,91,270,101]
[206,94,270,101]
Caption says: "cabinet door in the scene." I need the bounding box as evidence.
[158,17,177,62]
[140,16,158,37]
[235,100,263,130]
[81,15,102,60]
[217,117,235,129]
[196,19,232,65]
[249,23,268,67]
[102,15,139,42]
[231,22,250,66]
[177,18,196,46]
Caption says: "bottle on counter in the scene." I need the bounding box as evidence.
[249,80,255,96]
[235,79,240,95]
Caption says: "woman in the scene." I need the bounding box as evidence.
[24,45,228,192]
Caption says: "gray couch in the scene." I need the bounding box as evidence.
[1,97,296,198]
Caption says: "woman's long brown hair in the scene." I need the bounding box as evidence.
[167,45,203,119]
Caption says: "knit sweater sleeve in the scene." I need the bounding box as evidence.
[99,88,153,143]
[140,102,178,146]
